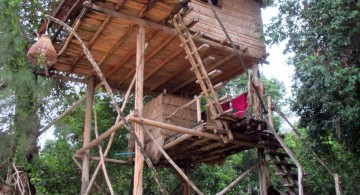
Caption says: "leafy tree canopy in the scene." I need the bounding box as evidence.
[265,0,360,154]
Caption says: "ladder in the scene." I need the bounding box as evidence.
[264,144,299,195]
[173,14,233,142]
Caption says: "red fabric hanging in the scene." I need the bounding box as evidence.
[231,92,248,117]
[221,101,230,112]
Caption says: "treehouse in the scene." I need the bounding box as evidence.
[35,0,304,194]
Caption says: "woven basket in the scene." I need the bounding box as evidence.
[26,34,57,66]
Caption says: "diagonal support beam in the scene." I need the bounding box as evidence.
[141,125,203,195]
[216,165,259,195]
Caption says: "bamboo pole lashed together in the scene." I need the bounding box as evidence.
[45,15,167,193]
[141,125,201,195]
[91,101,114,195]
[84,76,136,194]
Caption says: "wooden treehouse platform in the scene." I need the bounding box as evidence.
[160,118,273,165]
[35,0,304,194]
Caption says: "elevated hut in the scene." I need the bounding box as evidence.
[37,0,303,194]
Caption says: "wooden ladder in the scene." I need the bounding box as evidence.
[264,145,299,195]
[173,14,233,142]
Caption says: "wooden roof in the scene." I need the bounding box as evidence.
[50,0,264,96]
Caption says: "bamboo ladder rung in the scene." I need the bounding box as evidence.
[173,14,233,142]
[180,32,204,47]
[185,44,209,59]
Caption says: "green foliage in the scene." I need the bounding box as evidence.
[284,129,360,194]
[265,0,360,154]
[29,139,80,194]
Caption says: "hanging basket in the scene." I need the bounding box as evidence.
[26,34,57,67]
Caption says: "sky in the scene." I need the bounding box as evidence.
[38,6,295,146]
[261,6,294,99]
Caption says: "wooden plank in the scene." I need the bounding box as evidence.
[88,25,136,75]
[92,4,177,35]
[149,46,214,91]
[69,16,112,72]
[105,30,158,79]
[117,34,176,85]
[144,49,183,81]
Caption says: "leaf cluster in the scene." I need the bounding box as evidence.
[265,0,360,153]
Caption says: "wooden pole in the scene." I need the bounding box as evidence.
[133,25,145,195]
[334,174,342,195]
[129,116,222,141]
[80,76,94,195]
[216,165,258,195]
[258,149,267,195]
[183,163,190,195]
[74,155,132,165]
[85,76,136,194]
[76,120,125,155]
[247,74,253,117]
[92,104,114,195]
[196,95,201,122]
[46,15,167,192]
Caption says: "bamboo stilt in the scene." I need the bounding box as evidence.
[133,26,145,195]
[47,15,166,194]
[80,76,94,195]
[258,149,267,195]
[84,76,136,193]
[87,102,114,195]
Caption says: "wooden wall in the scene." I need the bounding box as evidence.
[142,93,197,162]
[186,0,265,58]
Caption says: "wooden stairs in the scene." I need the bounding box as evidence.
[171,14,302,195]
[263,141,299,195]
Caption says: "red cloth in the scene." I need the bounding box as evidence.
[231,92,248,117]
[220,101,230,112]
